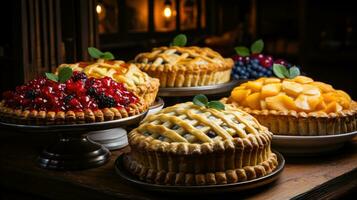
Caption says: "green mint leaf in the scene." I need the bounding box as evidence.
[273,64,289,78]
[88,47,103,59]
[251,39,264,54]
[45,73,58,82]
[58,67,73,83]
[288,66,300,79]
[234,46,250,57]
[193,94,208,107]
[172,34,187,47]
[101,52,115,60]
[207,101,225,111]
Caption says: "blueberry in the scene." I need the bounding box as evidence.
[25,90,37,100]
[72,72,87,82]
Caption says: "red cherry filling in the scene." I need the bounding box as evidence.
[2,71,138,112]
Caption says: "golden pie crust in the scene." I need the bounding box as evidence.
[0,100,147,125]
[223,100,357,136]
[133,46,234,87]
[57,60,160,106]
[223,76,357,136]
[124,102,278,185]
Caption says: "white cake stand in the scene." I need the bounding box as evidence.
[88,97,164,150]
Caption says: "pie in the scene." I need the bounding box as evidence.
[223,76,357,135]
[123,102,278,185]
[0,71,147,124]
[57,59,160,106]
[133,46,234,87]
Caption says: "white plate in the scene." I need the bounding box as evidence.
[272,131,357,156]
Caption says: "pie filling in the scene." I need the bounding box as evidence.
[2,71,139,112]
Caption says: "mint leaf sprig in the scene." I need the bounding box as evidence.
[273,64,300,79]
[45,66,73,83]
[193,94,225,111]
[171,34,187,47]
[88,47,115,60]
[234,39,264,57]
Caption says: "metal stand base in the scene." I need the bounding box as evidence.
[38,134,110,170]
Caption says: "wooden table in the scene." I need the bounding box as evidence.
[0,130,356,200]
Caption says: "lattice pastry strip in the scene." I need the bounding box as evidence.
[138,103,264,144]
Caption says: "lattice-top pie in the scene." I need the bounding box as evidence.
[124,102,278,185]
[57,59,159,106]
[223,76,357,135]
[133,46,234,87]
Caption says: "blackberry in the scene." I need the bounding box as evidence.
[64,94,74,103]
[72,72,87,82]
[97,93,116,108]
[87,87,97,97]
[24,90,37,99]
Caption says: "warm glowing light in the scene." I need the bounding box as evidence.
[163,6,172,18]
[96,4,102,14]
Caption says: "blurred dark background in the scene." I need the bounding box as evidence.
[0,0,356,98]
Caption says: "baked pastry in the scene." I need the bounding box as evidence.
[57,59,159,106]
[124,102,278,185]
[0,71,147,124]
[133,46,234,87]
[223,76,357,135]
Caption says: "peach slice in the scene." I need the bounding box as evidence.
[322,92,338,103]
[306,95,323,110]
[302,84,321,96]
[315,100,327,111]
[260,100,267,110]
[292,76,314,84]
[245,81,263,92]
[266,94,296,111]
[231,89,251,102]
[310,82,334,93]
[261,83,282,98]
[322,91,350,108]
[282,80,303,97]
[325,102,343,113]
[263,77,281,84]
[295,94,311,111]
[246,92,261,110]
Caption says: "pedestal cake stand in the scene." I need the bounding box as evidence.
[0,111,147,170]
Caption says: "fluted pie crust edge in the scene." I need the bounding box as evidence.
[123,130,278,186]
[0,100,147,125]
[136,63,233,88]
[222,98,357,136]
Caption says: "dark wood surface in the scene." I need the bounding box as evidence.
[0,130,356,200]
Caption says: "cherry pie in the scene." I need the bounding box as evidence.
[0,72,147,124]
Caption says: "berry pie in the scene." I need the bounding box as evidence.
[0,71,147,124]
[223,76,357,135]
[124,102,278,185]
[133,46,234,87]
[57,59,160,106]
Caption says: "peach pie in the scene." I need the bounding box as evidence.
[223,76,357,135]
